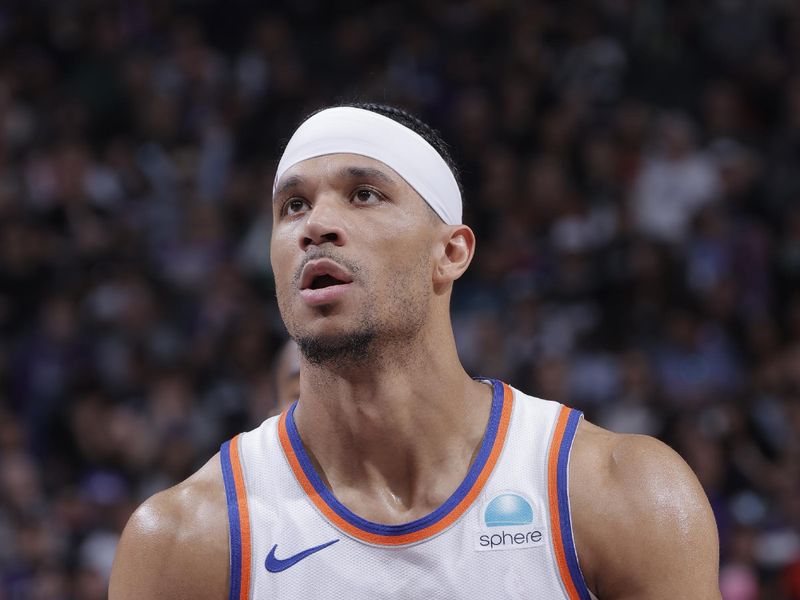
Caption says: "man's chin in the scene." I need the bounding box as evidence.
[294,330,376,367]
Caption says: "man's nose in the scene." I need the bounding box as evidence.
[299,196,348,250]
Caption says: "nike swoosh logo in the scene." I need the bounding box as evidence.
[265,539,339,573]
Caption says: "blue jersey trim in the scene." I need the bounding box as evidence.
[283,378,505,537]
[220,439,242,600]
[556,409,592,600]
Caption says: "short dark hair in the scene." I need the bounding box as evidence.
[342,102,463,196]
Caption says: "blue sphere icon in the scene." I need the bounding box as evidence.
[485,494,534,527]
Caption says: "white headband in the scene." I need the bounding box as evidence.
[274,107,462,225]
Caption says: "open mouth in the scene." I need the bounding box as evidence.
[309,274,347,289]
[299,258,354,292]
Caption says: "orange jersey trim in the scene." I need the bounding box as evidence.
[547,406,587,600]
[278,382,514,546]
[229,434,252,599]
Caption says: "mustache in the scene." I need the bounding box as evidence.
[292,248,362,286]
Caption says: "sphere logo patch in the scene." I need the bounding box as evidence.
[475,492,545,551]
[484,493,534,527]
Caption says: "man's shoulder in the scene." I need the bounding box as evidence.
[568,419,721,599]
[109,454,229,600]
[569,420,706,525]
[570,419,686,487]
[130,453,228,540]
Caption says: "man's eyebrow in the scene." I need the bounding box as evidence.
[340,166,397,185]
[273,166,397,201]
[274,175,304,200]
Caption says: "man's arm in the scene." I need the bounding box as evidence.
[109,454,229,600]
[570,421,721,599]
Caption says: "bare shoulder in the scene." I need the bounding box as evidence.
[109,453,229,600]
[569,419,721,600]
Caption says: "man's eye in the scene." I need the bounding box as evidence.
[353,188,382,204]
[284,198,309,215]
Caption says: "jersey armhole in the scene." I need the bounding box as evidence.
[220,435,252,600]
[546,406,593,600]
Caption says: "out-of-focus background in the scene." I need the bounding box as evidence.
[0,1,798,598]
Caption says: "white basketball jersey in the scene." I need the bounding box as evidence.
[220,379,595,599]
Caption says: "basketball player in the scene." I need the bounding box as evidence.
[109,104,721,599]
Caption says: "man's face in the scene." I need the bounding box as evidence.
[270,153,440,365]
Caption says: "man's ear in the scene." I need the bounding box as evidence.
[433,224,476,288]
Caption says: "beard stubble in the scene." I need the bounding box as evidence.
[278,248,431,370]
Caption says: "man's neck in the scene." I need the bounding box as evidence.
[291,334,493,525]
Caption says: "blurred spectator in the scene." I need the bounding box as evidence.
[272,339,301,417]
[631,112,722,244]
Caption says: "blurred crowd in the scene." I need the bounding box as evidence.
[0,0,799,598]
